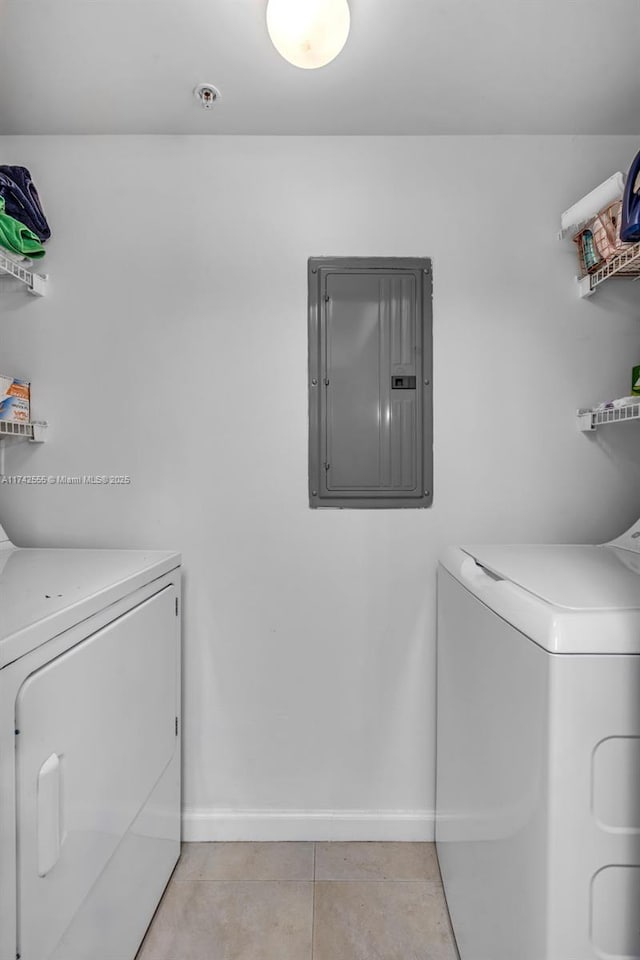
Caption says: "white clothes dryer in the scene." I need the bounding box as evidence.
[0,521,181,960]
[436,517,640,960]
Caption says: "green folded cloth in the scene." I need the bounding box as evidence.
[0,196,45,259]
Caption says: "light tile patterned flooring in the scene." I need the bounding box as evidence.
[136,841,460,960]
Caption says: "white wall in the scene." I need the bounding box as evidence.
[1,136,640,840]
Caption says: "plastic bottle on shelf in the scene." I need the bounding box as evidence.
[581,230,601,271]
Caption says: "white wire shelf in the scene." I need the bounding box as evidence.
[576,241,640,298]
[0,251,48,296]
[0,420,47,442]
[577,402,640,432]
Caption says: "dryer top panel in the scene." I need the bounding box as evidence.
[0,548,180,667]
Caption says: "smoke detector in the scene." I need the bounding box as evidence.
[194,83,221,109]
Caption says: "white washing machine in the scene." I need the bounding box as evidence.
[436,517,640,960]
[0,521,182,960]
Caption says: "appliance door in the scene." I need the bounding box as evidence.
[15,586,179,960]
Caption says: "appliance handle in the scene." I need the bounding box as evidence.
[458,555,504,590]
[37,752,62,877]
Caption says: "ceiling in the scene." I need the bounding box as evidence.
[0,0,639,135]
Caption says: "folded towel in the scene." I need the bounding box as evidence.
[0,246,33,268]
[0,165,51,241]
[594,396,640,411]
[0,197,45,259]
[561,173,626,238]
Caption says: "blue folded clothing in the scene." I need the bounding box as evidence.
[0,166,51,241]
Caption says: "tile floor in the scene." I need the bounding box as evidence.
[135,841,460,960]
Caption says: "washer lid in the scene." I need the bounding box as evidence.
[461,544,640,611]
[440,545,640,654]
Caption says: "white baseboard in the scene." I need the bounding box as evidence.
[181,808,435,842]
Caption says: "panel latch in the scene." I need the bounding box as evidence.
[391,376,416,389]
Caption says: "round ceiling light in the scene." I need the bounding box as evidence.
[266,0,350,70]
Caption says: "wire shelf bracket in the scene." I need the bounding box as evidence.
[0,421,47,476]
[577,402,640,432]
[0,252,48,297]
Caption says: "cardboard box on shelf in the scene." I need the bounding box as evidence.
[0,375,30,423]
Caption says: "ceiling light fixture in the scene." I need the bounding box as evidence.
[266,0,350,70]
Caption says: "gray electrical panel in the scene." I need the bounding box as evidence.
[308,257,433,509]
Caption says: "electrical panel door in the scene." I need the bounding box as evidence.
[309,258,433,508]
